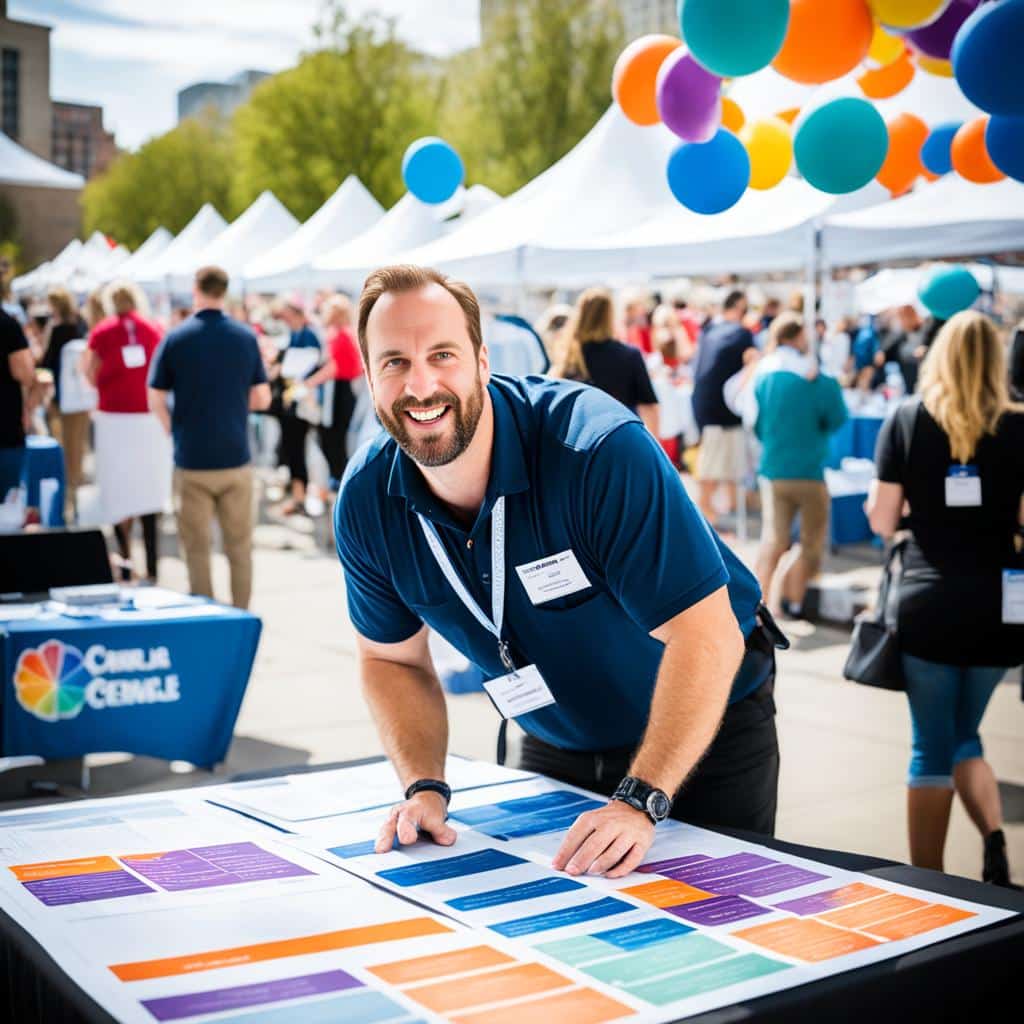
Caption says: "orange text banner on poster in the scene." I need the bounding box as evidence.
[735,918,881,962]
[368,945,515,985]
[619,878,714,908]
[870,904,975,941]
[109,918,452,981]
[402,962,570,1014]
[10,857,123,882]
[451,986,634,1024]
[819,893,928,930]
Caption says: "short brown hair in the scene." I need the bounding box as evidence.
[47,286,77,324]
[357,265,481,367]
[195,265,229,299]
[768,311,804,350]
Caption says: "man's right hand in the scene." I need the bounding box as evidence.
[375,790,457,853]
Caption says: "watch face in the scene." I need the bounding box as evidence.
[647,791,671,821]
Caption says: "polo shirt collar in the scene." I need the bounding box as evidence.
[387,382,530,532]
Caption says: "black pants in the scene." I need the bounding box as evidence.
[113,513,158,580]
[317,380,357,485]
[277,415,309,486]
[518,645,780,837]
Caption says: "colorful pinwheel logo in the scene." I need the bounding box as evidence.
[14,640,90,722]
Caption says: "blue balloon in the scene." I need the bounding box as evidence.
[666,130,750,215]
[951,0,1024,116]
[402,137,464,204]
[794,99,889,195]
[679,0,790,77]
[985,114,1024,183]
[920,122,961,176]
[918,265,980,320]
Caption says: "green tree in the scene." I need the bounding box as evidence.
[81,112,235,249]
[441,0,625,196]
[231,7,442,215]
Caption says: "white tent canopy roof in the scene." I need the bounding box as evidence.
[10,237,84,295]
[823,176,1024,266]
[0,132,84,189]
[114,227,174,280]
[174,191,298,291]
[133,204,228,287]
[244,176,385,291]
[311,185,496,290]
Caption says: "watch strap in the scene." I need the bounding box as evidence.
[404,778,452,805]
[612,776,671,824]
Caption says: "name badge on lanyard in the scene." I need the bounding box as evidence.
[1003,570,1024,625]
[945,464,981,507]
[121,318,145,368]
[417,497,556,720]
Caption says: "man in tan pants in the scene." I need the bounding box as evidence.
[148,266,271,609]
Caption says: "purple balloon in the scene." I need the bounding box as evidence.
[656,47,722,143]
[907,0,978,59]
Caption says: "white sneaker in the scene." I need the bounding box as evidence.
[304,494,325,518]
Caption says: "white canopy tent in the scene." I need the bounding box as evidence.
[170,191,298,292]
[823,176,1024,266]
[133,204,228,290]
[244,176,384,292]
[0,131,84,190]
[114,226,174,281]
[11,238,81,295]
[312,185,499,291]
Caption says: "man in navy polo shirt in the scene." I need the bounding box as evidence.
[336,265,783,879]
[149,266,270,609]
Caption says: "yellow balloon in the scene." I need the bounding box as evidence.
[740,117,793,191]
[868,24,904,66]
[868,0,952,31]
[917,54,954,77]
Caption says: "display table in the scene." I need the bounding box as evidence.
[0,757,1018,1024]
[0,436,66,527]
[826,414,885,470]
[0,596,260,767]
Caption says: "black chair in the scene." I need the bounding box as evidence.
[0,529,113,599]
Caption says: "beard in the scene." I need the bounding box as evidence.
[377,378,485,468]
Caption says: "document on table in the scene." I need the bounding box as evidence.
[297,776,1017,1022]
[207,755,535,828]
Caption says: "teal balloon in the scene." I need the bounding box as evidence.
[679,0,790,77]
[794,98,889,194]
[918,265,980,320]
[666,130,750,215]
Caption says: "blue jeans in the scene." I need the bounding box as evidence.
[902,653,1005,788]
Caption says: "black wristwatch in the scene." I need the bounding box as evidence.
[405,778,452,805]
[612,776,672,824]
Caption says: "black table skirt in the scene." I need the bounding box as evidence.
[2,760,1022,1024]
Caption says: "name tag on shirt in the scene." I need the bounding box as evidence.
[1003,570,1024,625]
[483,664,556,719]
[945,465,981,507]
[515,549,591,605]
[122,344,146,369]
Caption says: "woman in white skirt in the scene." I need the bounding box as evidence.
[82,282,171,582]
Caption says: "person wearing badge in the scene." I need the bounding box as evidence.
[867,311,1024,888]
[335,265,787,879]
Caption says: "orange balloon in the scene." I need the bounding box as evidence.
[772,0,874,84]
[721,97,745,134]
[876,113,928,195]
[951,116,1006,184]
[858,50,915,99]
[921,166,941,182]
[612,35,682,126]
[776,107,800,125]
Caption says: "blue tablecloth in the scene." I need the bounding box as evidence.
[1,601,260,766]
[0,437,65,526]
[826,415,885,470]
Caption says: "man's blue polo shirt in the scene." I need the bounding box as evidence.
[335,375,764,752]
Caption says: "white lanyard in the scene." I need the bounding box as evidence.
[416,496,514,671]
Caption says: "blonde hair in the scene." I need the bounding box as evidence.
[766,312,804,354]
[552,288,614,380]
[84,288,107,329]
[103,280,149,319]
[918,310,1024,463]
[47,286,77,324]
[322,293,353,328]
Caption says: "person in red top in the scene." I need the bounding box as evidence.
[305,293,363,487]
[83,282,170,582]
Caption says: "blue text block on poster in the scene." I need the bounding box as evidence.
[593,918,694,951]
[490,896,634,938]
[446,875,584,911]
[377,849,525,887]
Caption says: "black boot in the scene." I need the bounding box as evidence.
[982,829,1019,888]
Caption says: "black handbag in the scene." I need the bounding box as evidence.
[843,538,907,691]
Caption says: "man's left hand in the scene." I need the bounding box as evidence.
[551,801,655,879]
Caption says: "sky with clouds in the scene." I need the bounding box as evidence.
[12,0,480,150]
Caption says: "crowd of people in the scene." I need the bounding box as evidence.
[2,258,1022,886]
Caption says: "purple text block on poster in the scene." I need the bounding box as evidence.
[141,969,361,1021]
[705,864,829,898]
[121,843,313,892]
[637,854,711,875]
[23,870,154,907]
[667,895,772,927]
[665,853,777,886]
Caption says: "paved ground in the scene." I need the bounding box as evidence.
[7,475,1023,888]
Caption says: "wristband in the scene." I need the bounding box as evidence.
[404,779,452,805]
